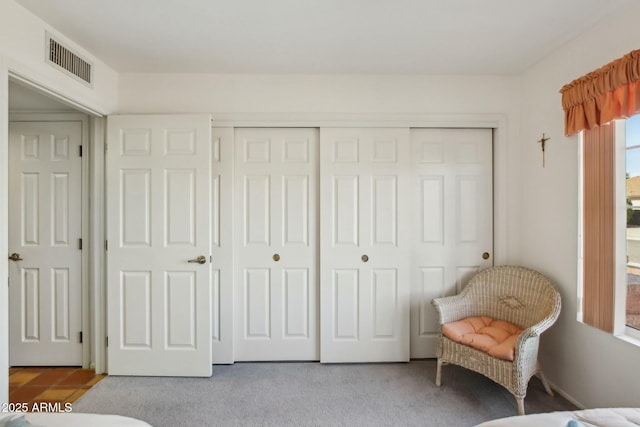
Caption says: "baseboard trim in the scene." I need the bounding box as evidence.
[545,379,586,410]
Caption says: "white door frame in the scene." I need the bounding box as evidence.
[88,115,106,373]
[3,71,107,374]
[8,113,90,368]
[1,61,10,407]
[0,67,108,406]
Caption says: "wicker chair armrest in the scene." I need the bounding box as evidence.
[520,292,561,341]
[516,311,559,354]
[513,333,541,385]
[432,294,472,325]
[519,322,546,341]
[516,327,540,350]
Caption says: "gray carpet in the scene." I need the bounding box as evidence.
[73,360,577,427]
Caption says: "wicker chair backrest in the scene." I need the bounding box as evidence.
[461,265,560,329]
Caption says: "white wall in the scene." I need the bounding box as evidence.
[0,0,118,114]
[520,1,640,408]
[0,0,119,405]
[119,74,519,116]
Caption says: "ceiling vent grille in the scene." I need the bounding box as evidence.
[45,32,93,87]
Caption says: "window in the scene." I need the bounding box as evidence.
[624,115,640,339]
[561,49,640,340]
[579,114,640,342]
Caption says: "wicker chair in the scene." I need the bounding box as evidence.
[431,265,561,415]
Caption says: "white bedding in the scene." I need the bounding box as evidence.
[1,412,152,427]
[475,408,640,427]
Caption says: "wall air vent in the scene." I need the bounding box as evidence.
[45,32,93,87]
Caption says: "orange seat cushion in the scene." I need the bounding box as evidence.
[441,316,523,361]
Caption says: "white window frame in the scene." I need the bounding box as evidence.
[577,119,640,345]
[614,119,640,344]
[577,133,584,324]
[576,131,584,323]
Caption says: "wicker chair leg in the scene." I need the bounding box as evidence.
[537,367,554,396]
[435,359,443,386]
[516,397,525,416]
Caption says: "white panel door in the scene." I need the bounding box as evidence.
[107,115,212,376]
[8,121,83,366]
[410,128,493,358]
[234,128,318,361]
[320,128,410,363]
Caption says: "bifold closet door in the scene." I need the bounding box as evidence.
[320,128,410,363]
[409,128,493,358]
[234,128,319,361]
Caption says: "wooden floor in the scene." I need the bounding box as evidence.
[9,367,105,410]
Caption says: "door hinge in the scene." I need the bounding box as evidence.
[79,145,83,157]
[210,255,213,263]
[78,238,83,250]
[105,336,109,347]
[105,240,108,251]
[79,331,83,343]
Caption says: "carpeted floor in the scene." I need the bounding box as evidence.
[72,360,577,427]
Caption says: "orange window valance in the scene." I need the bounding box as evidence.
[560,49,640,136]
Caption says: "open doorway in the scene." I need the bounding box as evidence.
[7,80,89,368]
[6,79,107,408]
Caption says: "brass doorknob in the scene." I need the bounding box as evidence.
[482,252,490,260]
[188,255,207,264]
[273,254,280,262]
[8,253,23,261]
[361,255,369,263]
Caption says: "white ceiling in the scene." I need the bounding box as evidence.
[14,0,633,74]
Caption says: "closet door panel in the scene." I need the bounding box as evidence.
[234,128,319,361]
[409,128,493,358]
[320,128,410,363]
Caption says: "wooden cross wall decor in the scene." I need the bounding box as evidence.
[537,133,550,167]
